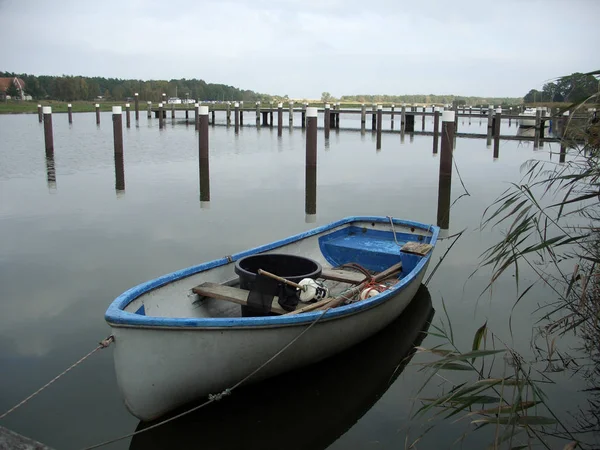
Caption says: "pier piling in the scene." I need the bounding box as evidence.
[361,104,366,134]
[493,108,501,158]
[43,106,54,157]
[371,104,376,131]
[96,104,101,125]
[433,107,440,153]
[376,105,382,150]
[437,110,455,229]
[199,106,210,207]
[37,104,43,123]
[68,103,73,124]
[147,101,152,119]
[158,103,164,129]
[125,103,130,128]
[134,93,139,121]
[277,103,283,137]
[324,103,331,139]
[235,102,240,133]
[112,106,123,156]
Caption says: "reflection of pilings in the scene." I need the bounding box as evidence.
[46,154,56,191]
[277,103,283,137]
[43,106,54,157]
[114,153,125,193]
[493,108,501,158]
[437,111,455,229]
[199,106,210,207]
[376,105,382,150]
[432,107,440,153]
[305,107,317,222]
[560,141,566,163]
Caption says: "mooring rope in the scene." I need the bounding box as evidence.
[0,335,114,420]
[81,308,331,450]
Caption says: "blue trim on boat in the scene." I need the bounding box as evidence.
[105,216,439,329]
[135,304,145,316]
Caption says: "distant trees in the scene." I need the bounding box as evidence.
[523,72,599,103]
[339,93,521,106]
[321,92,333,102]
[6,81,19,98]
[0,71,273,102]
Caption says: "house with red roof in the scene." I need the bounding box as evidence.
[0,77,30,100]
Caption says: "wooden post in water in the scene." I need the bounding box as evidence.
[125,103,131,128]
[37,104,43,123]
[234,102,240,133]
[43,106,54,156]
[68,103,73,124]
[171,103,175,119]
[96,104,101,125]
[508,107,512,126]
[195,103,200,131]
[493,107,501,158]
[454,105,459,132]
[134,93,139,121]
[240,101,244,127]
[226,102,231,127]
[301,103,307,129]
[324,103,331,139]
[559,141,566,163]
[361,104,366,134]
[255,101,261,127]
[437,110,455,229]
[269,102,274,127]
[376,105,383,150]
[289,101,294,128]
[487,104,493,131]
[198,106,210,207]
[371,104,376,131]
[160,103,165,129]
[113,106,123,156]
[305,106,318,223]
[391,104,395,127]
[277,102,283,137]
[401,104,406,131]
[147,101,152,119]
[433,107,441,154]
[534,108,542,148]
[422,106,426,130]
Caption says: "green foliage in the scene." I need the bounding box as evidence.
[5,80,19,98]
[0,71,273,102]
[524,72,599,103]
[339,93,521,107]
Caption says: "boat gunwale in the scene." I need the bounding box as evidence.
[105,216,439,328]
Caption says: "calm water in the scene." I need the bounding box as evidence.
[0,111,584,449]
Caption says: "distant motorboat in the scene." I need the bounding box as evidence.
[519,107,550,128]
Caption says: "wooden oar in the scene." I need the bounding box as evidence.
[285,261,403,315]
[257,269,305,291]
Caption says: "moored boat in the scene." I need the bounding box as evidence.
[105,216,439,421]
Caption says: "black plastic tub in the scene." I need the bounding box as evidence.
[234,253,322,316]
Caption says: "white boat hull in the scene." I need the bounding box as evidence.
[112,270,425,421]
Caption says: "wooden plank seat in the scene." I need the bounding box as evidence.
[192,282,288,315]
[319,268,368,284]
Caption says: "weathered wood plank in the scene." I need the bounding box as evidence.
[320,268,367,284]
[401,242,433,256]
[192,282,287,315]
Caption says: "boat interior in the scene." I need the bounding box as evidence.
[120,220,435,320]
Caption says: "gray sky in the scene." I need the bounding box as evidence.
[1,0,598,99]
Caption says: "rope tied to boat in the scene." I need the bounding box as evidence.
[208,388,231,401]
[0,335,114,421]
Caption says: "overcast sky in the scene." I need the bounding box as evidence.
[1,0,598,99]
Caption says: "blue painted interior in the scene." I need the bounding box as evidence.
[104,216,439,329]
[135,304,145,316]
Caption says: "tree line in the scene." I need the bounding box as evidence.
[334,93,522,107]
[0,71,274,103]
[523,72,598,103]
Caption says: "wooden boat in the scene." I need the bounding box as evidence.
[105,216,439,421]
[129,285,435,450]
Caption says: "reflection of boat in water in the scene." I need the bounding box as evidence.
[129,285,435,450]
[516,126,535,138]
